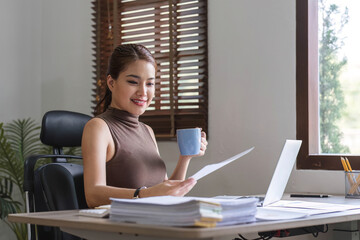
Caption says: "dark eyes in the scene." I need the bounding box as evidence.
[127,80,154,86]
[127,80,137,84]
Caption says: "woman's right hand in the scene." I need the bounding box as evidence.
[140,178,197,198]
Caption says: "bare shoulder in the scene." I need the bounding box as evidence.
[83,118,110,138]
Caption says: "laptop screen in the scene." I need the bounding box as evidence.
[262,140,302,207]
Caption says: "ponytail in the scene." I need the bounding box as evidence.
[94,88,112,116]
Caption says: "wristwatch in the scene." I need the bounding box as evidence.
[133,186,147,199]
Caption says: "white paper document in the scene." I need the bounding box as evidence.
[269,200,360,212]
[262,206,334,217]
[256,200,360,221]
[256,207,309,221]
[190,147,254,181]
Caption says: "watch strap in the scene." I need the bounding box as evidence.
[133,186,147,199]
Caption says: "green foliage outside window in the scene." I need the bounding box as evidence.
[319,0,350,153]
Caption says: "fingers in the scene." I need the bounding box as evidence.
[201,131,206,139]
[167,178,197,196]
[200,130,206,142]
[201,131,207,144]
[147,178,197,197]
[201,138,208,149]
[176,178,197,196]
[199,131,208,154]
[182,177,197,187]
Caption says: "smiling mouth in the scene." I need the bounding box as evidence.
[131,99,147,106]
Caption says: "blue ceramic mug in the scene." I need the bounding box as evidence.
[177,128,201,156]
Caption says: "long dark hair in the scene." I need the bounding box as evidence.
[94,44,157,115]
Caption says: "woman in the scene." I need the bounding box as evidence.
[82,44,208,208]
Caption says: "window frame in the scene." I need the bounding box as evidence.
[296,0,360,170]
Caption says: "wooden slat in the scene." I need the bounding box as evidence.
[121,20,167,29]
[177,8,206,17]
[120,14,169,25]
[158,61,206,70]
[175,1,206,11]
[142,109,206,116]
[155,82,205,89]
[119,0,166,11]
[120,32,169,41]
[174,14,206,23]
[153,94,205,100]
[121,7,168,19]
[120,26,170,37]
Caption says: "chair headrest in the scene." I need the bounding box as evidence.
[40,111,92,147]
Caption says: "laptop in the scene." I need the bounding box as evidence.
[260,139,302,206]
[215,139,302,207]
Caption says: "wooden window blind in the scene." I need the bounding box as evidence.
[92,0,208,140]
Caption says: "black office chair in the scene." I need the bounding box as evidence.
[24,110,91,240]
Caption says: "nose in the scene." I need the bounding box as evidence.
[137,83,147,97]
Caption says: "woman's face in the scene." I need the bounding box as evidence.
[108,60,156,116]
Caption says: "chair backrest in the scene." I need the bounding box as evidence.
[41,110,92,156]
[34,163,88,211]
[24,110,91,240]
[34,163,87,240]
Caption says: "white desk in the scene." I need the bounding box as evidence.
[8,195,360,240]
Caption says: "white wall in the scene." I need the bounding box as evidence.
[41,0,92,116]
[0,1,42,238]
[0,1,92,239]
[0,0,92,123]
[0,0,42,123]
[0,0,346,239]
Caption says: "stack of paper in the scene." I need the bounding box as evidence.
[109,196,258,227]
[212,197,258,226]
[110,196,222,227]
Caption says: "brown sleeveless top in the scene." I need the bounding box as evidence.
[96,107,166,189]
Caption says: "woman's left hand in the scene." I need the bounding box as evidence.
[197,131,208,157]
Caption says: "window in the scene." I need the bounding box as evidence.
[92,0,208,140]
[297,0,360,170]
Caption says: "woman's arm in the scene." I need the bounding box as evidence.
[83,119,197,208]
[82,118,134,208]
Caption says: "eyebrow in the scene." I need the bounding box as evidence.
[126,74,155,81]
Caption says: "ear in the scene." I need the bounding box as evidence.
[107,75,115,91]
